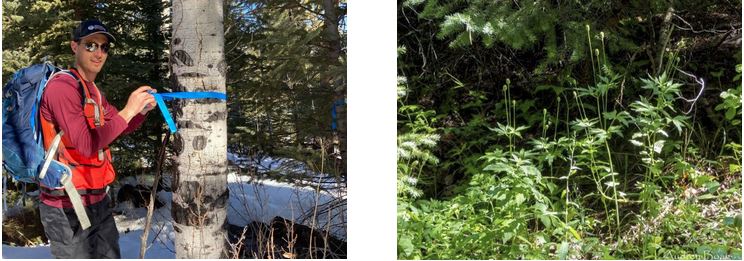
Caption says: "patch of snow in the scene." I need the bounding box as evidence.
[2,217,176,259]
[226,172,347,240]
[2,244,53,259]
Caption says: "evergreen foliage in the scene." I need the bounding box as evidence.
[225,0,347,175]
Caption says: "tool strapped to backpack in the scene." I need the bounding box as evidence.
[2,63,112,230]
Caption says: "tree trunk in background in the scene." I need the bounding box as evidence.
[321,0,346,173]
[322,0,341,61]
[170,0,228,258]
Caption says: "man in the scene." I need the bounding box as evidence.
[38,19,156,258]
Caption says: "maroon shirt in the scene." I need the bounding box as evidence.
[39,73,146,208]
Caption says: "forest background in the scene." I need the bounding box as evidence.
[2,0,347,191]
[397,0,742,259]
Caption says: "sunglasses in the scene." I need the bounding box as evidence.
[83,42,111,54]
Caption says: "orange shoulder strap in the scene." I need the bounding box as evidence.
[68,68,105,128]
[39,116,76,165]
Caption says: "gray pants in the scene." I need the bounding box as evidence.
[39,196,121,259]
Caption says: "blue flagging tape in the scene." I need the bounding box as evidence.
[331,98,346,131]
[150,91,227,133]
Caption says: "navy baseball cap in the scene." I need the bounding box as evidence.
[72,19,116,42]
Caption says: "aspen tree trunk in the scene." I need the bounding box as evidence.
[170,0,228,258]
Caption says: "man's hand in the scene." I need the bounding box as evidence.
[119,86,156,122]
[140,88,157,115]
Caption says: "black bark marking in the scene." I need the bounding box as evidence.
[193,135,207,151]
[207,64,213,68]
[171,181,228,227]
[172,134,184,155]
[214,190,228,208]
[173,38,181,45]
[205,111,226,122]
[172,50,193,66]
[193,98,225,104]
[178,72,207,77]
[179,120,204,129]
[171,134,183,192]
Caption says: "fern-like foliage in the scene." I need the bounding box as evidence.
[397,132,440,198]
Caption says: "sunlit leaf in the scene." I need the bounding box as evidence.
[502,232,513,244]
[604,181,619,187]
[567,226,581,240]
[399,236,414,256]
[515,193,525,205]
[558,241,569,260]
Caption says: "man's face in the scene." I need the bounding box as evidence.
[71,34,109,75]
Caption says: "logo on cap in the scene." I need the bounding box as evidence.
[88,25,107,32]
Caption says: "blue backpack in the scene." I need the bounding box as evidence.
[3,63,96,229]
[2,63,75,189]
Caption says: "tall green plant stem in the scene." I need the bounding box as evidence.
[503,82,514,153]
[575,91,621,234]
[587,25,596,83]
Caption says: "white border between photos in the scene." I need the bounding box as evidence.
[347,1,397,260]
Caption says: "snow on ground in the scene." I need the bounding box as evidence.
[2,214,175,259]
[227,152,347,238]
[1,245,52,259]
[3,166,346,258]
[2,191,177,259]
[226,172,347,240]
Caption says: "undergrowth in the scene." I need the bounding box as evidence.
[397,28,742,259]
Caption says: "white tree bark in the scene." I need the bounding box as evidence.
[170,0,228,258]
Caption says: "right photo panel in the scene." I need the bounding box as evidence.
[397,0,742,260]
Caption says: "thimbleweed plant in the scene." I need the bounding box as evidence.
[491,79,529,153]
[629,72,689,187]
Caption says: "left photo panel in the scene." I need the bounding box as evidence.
[2,1,347,259]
